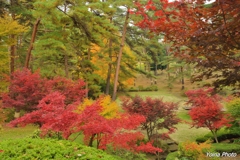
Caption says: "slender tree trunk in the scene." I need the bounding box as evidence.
[211,130,219,143]
[25,18,41,69]
[181,66,184,90]
[105,39,113,95]
[10,35,16,74]
[10,1,16,74]
[63,3,69,78]
[112,8,130,101]
[154,62,157,76]
[166,46,170,80]
[88,134,96,147]
[85,48,91,98]
[64,52,69,78]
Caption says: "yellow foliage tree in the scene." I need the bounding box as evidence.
[90,42,136,87]
[0,15,27,92]
[77,95,120,119]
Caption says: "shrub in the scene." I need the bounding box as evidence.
[166,151,178,160]
[226,98,240,134]
[128,87,139,92]
[0,138,120,160]
[138,85,144,91]
[177,141,215,160]
[145,85,158,91]
[211,143,240,154]
[226,98,240,118]
[196,128,240,143]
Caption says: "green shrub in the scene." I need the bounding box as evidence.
[233,138,240,144]
[196,128,240,143]
[166,151,178,160]
[226,98,240,119]
[226,98,240,135]
[128,87,139,92]
[138,85,144,91]
[211,143,240,153]
[0,138,120,160]
[29,129,63,140]
[145,85,158,91]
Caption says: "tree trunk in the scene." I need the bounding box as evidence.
[88,134,96,147]
[105,39,113,95]
[112,7,130,101]
[10,35,16,74]
[85,48,91,98]
[10,1,16,74]
[154,62,157,76]
[25,18,41,69]
[64,52,69,78]
[211,130,219,143]
[181,66,184,90]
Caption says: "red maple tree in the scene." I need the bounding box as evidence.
[2,69,86,112]
[122,96,180,141]
[135,0,240,90]
[186,88,232,143]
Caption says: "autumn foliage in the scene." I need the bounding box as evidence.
[178,140,212,160]
[135,0,240,90]
[186,88,232,143]
[2,69,86,112]
[8,88,162,154]
[122,96,180,141]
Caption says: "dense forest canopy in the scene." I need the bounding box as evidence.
[0,0,239,96]
[136,0,240,90]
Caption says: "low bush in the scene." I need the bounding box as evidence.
[177,141,213,160]
[196,128,240,143]
[0,138,120,160]
[145,85,158,91]
[166,151,178,160]
[128,87,139,92]
[211,143,240,153]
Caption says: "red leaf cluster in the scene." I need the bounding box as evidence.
[186,88,232,132]
[122,96,180,141]
[2,69,86,112]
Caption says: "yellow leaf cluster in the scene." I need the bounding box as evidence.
[121,77,135,86]
[77,95,120,119]
[77,98,93,112]
[98,95,120,119]
[90,41,137,87]
[0,15,27,38]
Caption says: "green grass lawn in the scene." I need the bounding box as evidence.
[170,123,209,143]
[126,91,186,103]
[0,125,38,141]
